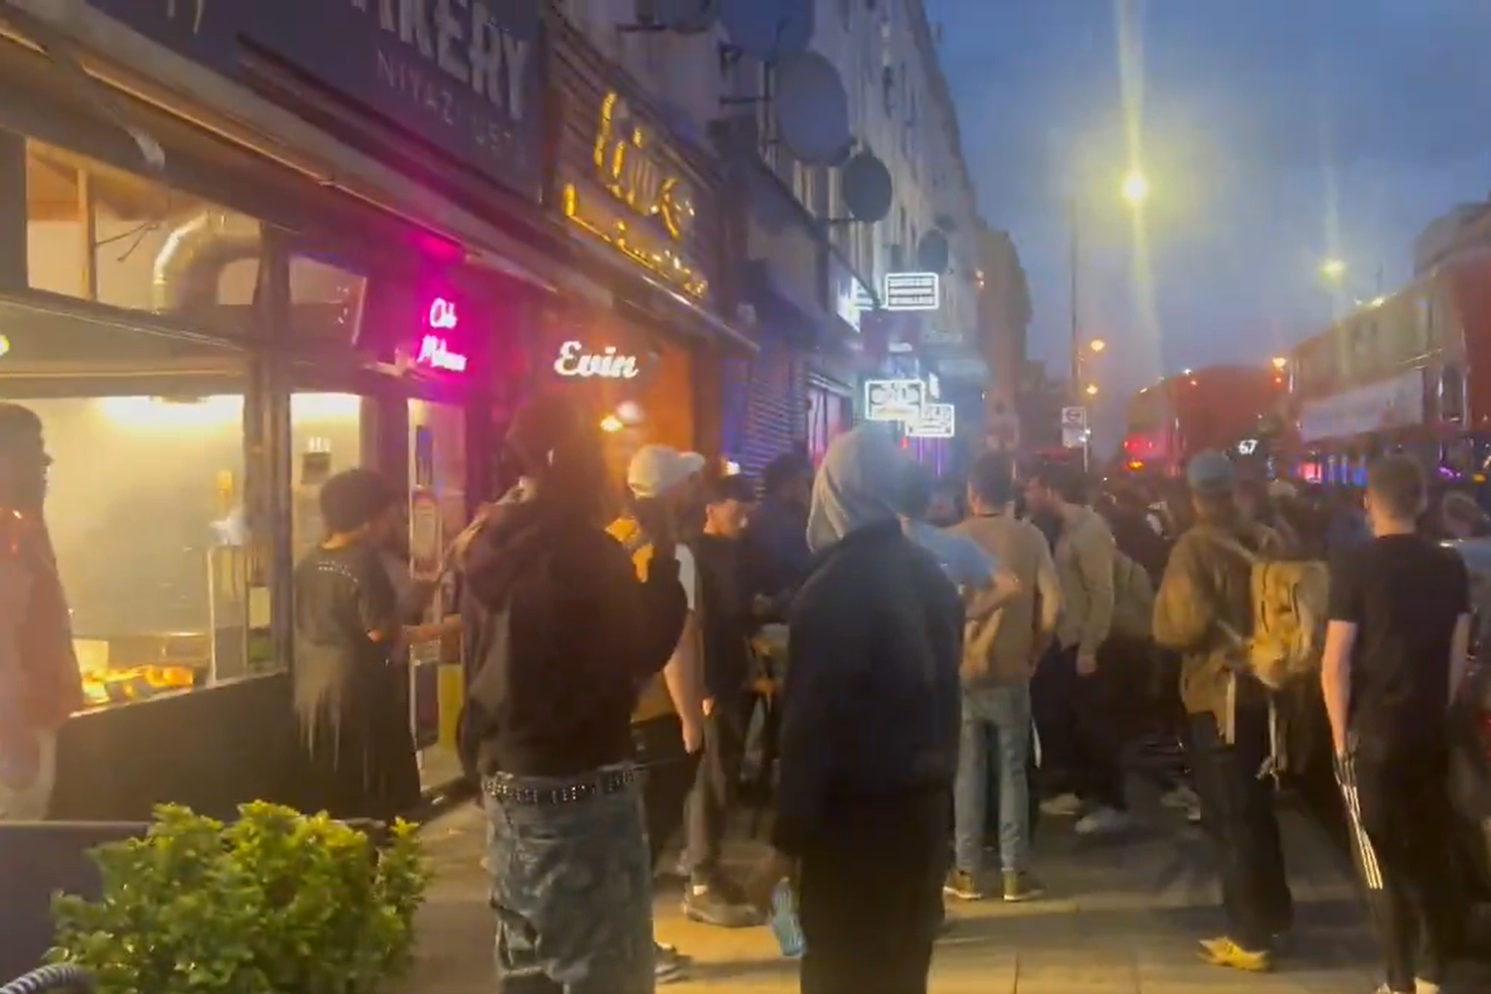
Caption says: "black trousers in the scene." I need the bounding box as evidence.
[634,715,702,872]
[684,694,750,879]
[1337,743,1460,992]
[1031,644,1127,810]
[799,788,947,994]
[1188,708,1292,951]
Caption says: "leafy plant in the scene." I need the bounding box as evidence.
[49,802,429,994]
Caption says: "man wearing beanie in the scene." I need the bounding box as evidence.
[1153,450,1292,973]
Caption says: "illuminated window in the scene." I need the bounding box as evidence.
[24,139,263,336]
[0,296,262,709]
[290,253,367,344]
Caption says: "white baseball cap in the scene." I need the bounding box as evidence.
[627,444,706,499]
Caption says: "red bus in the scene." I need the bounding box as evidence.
[1121,364,1288,477]
[1285,248,1491,487]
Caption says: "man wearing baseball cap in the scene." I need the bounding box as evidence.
[1153,450,1292,973]
[609,444,709,984]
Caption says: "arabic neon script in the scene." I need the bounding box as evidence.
[553,340,639,379]
[416,335,468,373]
[428,297,458,330]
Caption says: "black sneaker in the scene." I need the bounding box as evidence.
[943,868,983,901]
[682,878,765,928]
[655,942,691,984]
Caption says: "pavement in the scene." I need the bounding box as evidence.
[403,785,1479,994]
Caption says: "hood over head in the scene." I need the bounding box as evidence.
[461,497,574,609]
[806,426,908,553]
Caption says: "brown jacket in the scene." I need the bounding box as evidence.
[952,514,1062,687]
[1152,517,1284,727]
[1053,506,1117,658]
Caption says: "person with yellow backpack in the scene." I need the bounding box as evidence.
[608,444,711,985]
[1153,450,1295,974]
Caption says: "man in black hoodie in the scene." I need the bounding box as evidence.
[458,395,689,994]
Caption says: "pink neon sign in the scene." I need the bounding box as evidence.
[414,297,468,373]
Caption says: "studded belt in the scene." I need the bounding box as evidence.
[481,766,636,807]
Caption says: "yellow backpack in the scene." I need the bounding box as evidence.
[607,516,695,724]
[1208,533,1330,690]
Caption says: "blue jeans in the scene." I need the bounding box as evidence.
[485,765,654,993]
[953,685,1032,876]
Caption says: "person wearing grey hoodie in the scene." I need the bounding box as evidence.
[748,427,963,994]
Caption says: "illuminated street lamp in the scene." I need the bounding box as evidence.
[1088,338,1107,354]
[1321,258,1347,281]
[1121,169,1150,206]
[1271,356,1288,371]
[1084,383,1099,397]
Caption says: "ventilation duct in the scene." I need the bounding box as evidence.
[152,211,262,314]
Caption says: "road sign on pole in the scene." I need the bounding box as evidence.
[1060,406,1087,430]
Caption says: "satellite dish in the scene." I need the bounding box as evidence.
[775,52,851,165]
[720,0,814,61]
[917,228,950,273]
[654,0,720,34]
[841,151,892,224]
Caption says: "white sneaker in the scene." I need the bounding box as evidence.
[1160,784,1200,809]
[1415,979,1441,994]
[1074,806,1132,836]
[1040,793,1083,816]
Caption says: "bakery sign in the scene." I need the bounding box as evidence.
[560,89,710,300]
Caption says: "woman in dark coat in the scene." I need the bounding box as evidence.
[293,468,420,821]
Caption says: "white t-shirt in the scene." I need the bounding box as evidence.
[675,543,697,612]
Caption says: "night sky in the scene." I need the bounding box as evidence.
[928,0,1491,444]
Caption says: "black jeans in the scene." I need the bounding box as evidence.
[799,788,948,994]
[1337,742,1460,992]
[1031,644,1127,810]
[1188,708,1292,951]
[634,715,702,872]
[685,694,750,880]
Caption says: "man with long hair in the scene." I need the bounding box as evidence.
[459,394,689,994]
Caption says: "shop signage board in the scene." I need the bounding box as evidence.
[80,0,544,199]
[864,378,926,422]
[908,402,955,439]
[883,272,940,312]
[552,340,641,379]
[1299,368,1424,443]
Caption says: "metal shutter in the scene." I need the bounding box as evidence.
[722,341,806,484]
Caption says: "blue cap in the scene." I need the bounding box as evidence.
[1186,450,1236,497]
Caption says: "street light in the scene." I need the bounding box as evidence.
[1270,356,1288,371]
[1084,383,1099,397]
[1088,338,1107,354]
[1121,169,1150,206]
[1321,258,1346,281]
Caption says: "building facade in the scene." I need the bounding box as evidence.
[554,0,984,472]
[976,221,1034,452]
[0,0,751,821]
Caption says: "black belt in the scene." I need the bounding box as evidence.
[481,766,636,807]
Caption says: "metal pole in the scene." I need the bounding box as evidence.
[1069,197,1089,472]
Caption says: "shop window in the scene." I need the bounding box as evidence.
[288,392,369,564]
[290,254,368,344]
[24,140,263,336]
[0,295,267,709]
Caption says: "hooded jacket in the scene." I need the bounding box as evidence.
[772,429,963,857]
[456,495,688,779]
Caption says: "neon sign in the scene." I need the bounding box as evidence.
[428,297,459,330]
[416,335,468,373]
[560,92,707,300]
[553,340,640,379]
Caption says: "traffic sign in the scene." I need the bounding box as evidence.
[1061,406,1087,429]
[1061,425,1087,449]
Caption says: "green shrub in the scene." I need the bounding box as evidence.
[49,801,429,994]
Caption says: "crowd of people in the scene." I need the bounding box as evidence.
[279,391,1482,994]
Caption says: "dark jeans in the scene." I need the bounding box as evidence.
[799,788,948,994]
[1031,644,1127,810]
[1189,709,1292,951]
[685,695,749,880]
[1337,742,1460,992]
[484,767,652,993]
[634,715,702,871]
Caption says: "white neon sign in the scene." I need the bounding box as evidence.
[553,340,641,379]
[883,272,941,312]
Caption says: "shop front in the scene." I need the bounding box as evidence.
[0,0,557,819]
[546,16,751,480]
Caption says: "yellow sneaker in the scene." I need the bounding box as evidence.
[1198,936,1274,972]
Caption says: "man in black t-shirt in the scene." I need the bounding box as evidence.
[1321,455,1473,994]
